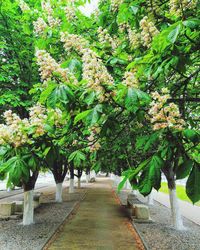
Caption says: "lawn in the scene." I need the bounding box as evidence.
[159,182,200,207]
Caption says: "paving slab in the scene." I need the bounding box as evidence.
[46,178,140,250]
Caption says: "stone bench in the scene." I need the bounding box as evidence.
[33,192,42,209]
[127,194,150,221]
[0,202,15,217]
[89,177,95,183]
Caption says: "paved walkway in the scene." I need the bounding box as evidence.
[47,178,138,250]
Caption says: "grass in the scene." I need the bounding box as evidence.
[159,182,200,207]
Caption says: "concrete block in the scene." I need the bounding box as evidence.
[89,177,95,183]
[135,204,150,220]
[33,192,41,208]
[0,202,16,217]
[14,201,23,213]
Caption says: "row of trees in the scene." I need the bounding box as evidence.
[0,0,199,229]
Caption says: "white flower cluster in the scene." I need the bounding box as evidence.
[128,28,141,49]
[140,16,159,48]
[47,15,61,28]
[82,49,114,102]
[64,6,77,22]
[1,110,29,148]
[110,0,123,12]
[41,1,53,14]
[60,32,89,55]
[87,126,101,152]
[97,27,118,50]
[122,71,139,88]
[33,17,48,36]
[29,104,47,137]
[18,0,30,12]
[36,50,77,84]
[41,1,61,28]
[118,22,128,33]
[169,0,197,16]
[0,105,65,147]
[50,108,64,127]
[149,88,185,131]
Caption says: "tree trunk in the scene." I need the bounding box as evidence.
[55,183,63,202]
[164,168,184,230]
[22,170,38,226]
[23,190,34,225]
[69,164,74,193]
[78,178,81,188]
[168,187,184,230]
[147,191,154,205]
[69,178,74,193]
[52,162,68,202]
[86,168,90,183]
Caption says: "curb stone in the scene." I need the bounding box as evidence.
[114,190,150,250]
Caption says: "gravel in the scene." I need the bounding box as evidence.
[118,191,200,250]
[0,187,85,250]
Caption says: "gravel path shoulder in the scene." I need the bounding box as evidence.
[118,191,200,250]
[0,186,85,250]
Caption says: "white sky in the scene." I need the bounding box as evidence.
[79,0,99,16]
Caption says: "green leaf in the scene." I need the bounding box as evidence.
[48,85,74,107]
[186,164,200,204]
[167,24,181,43]
[39,82,57,104]
[183,129,200,143]
[176,159,193,180]
[183,19,200,29]
[68,150,86,166]
[138,155,163,196]
[125,87,138,111]
[118,176,128,192]
[86,104,102,125]
[74,109,92,124]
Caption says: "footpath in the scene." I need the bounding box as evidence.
[45,178,142,250]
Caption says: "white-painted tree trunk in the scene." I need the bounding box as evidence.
[78,178,81,188]
[55,183,63,202]
[23,190,34,226]
[86,174,90,183]
[169,188,184,230]
[147,192,154,205]
[69,178,74,193]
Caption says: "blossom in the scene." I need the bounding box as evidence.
[140,16,159,48]
[47,15,61,28]
[64,6,77,21]
[97,27,118,50]
[122,71,139,88]
[18,0,30,12]
[1,110,29,147]
[110,0,123,12]
[33,17,48,36]
[41,1,53,14]
[128,28,141,49]
[149,88,185,131]
[35,50,77,84]
[169,0,197,16]
[82,49,114,102]
[29,104,47,137]
[60,32,89,55]
[87,125,101,152]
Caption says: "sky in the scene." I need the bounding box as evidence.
[79,0,99,16]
